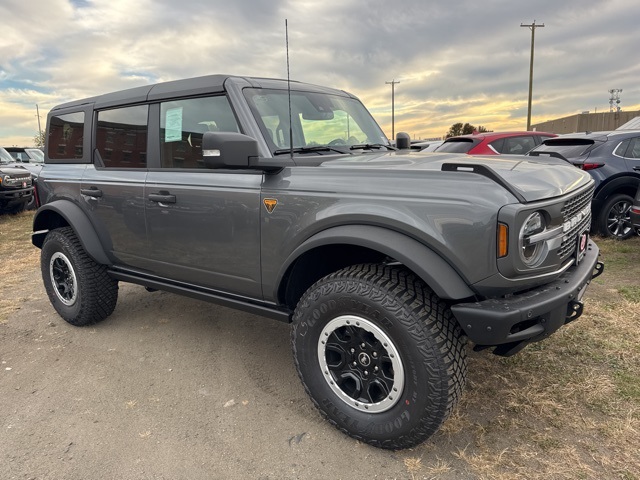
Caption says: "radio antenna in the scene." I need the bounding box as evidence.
[285,19,295,162]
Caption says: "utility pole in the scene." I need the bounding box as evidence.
[521,20,544,131]
[385,79,400,140]
[36,104,42,137]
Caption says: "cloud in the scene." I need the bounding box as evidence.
[1,0,640,145]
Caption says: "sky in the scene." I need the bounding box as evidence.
[1,0,639,146]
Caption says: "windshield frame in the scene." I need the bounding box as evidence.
[243,87,389,156]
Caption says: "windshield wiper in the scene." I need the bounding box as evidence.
[273,146,351,156]
[349,143,397,151]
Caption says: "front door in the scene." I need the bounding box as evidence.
[143,95,263,299]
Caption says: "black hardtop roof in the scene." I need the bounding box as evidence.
[51,74,353,111]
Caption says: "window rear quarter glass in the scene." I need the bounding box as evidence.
[48,112,85,160]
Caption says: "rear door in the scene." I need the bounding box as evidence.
[81,105,149,266]
[144,95,263,298]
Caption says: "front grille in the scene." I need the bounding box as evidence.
[3,176,32,188]
[558,185,594,260]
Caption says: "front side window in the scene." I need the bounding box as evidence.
[160,96,239,169]
[243,88,388,153]
[96,105,148,168]
[48,112,85,160]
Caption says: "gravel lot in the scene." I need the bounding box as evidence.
[3,278,457,480]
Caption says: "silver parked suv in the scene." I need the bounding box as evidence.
[32,75,604,449]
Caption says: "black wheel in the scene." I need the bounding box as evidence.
[597,193,634,239]
[41,227,118,326]
[291,264,467,449]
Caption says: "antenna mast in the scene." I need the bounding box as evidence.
[285,19,294,161]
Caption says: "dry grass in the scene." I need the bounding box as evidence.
[408,235,640,479]
[0,211,39,322]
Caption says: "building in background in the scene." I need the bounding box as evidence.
[532,110,640,134]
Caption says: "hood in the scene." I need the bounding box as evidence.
[0,165,31,177]
[321,151,593,203]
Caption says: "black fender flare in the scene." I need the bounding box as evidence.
[32,200,111,265]
[278,225,475,300]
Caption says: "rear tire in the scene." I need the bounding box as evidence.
[41,227,118,326]
[597,193,634,239]
[291,264,467,449]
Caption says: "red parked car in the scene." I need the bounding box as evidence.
[436,131,557,155]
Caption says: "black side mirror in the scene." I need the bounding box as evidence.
[202,132,259,169]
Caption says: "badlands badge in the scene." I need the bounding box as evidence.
[263,198,278,214]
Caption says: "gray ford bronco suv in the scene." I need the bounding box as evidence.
[33,75,603,449]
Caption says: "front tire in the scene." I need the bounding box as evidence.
[41,227,118,326]
[291,264,467,449]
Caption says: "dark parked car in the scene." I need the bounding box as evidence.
[4,146,45,178]
[0,147,34,213]
[529,131,640,239]
[435,131,556,155]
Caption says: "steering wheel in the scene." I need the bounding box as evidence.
[328,138,346,146]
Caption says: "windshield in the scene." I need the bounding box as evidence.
[0,147,15,164]
[243,88,389,154]
[25,149,45,163]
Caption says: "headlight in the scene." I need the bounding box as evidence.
[519,211,547,266]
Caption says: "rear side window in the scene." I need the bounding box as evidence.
[500,136,536,155]
[160,96,239,169]
[48,112,85,160]
[436,139,477,153]
[96,105,149,168]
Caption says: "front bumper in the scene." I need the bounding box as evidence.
[451,238,603,356]
[0,187,34,205]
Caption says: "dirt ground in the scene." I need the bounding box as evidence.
[1,212,639,479]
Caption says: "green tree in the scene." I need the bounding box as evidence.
[446,123,490,138]
[34,131,46,148]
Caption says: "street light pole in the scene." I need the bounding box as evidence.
[385,79,400,140]
[521,20,544,131]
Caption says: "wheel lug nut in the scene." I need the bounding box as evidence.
[372,352,377,358]
[360,343,365,348]
[364,370,369,376]
[350,348,355,354]
[352,362,357,367]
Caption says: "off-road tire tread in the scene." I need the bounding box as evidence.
[291,263,467,449]
[42,227,118,326]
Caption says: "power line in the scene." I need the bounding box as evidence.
[521,20,544,131]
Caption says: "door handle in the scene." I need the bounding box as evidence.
[81,188,103,198]
[634,166,640,171]
[149,192,177,204]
